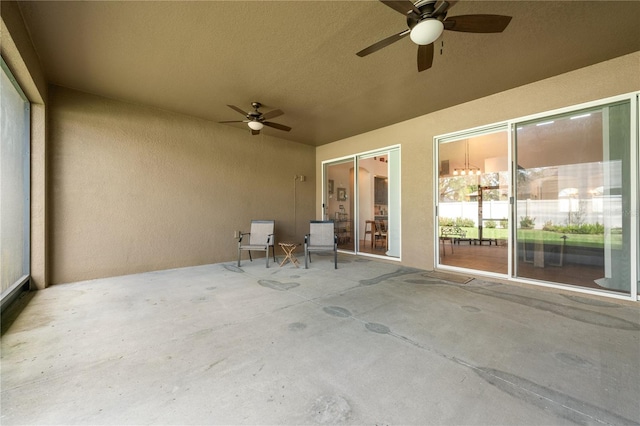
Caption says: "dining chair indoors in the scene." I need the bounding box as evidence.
[364,220,375,248]
[374,220,388,250]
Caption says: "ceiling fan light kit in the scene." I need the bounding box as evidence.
[247,121,264,131]
[409,19,444,45]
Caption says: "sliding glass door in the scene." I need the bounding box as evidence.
[436,94,637,299]
[323,146,400,259]
[514,101,633,294]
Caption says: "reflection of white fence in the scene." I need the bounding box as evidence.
[440,198,621,228]
[439,201,509,226]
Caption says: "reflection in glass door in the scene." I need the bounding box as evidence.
[324,159,355,252]
[437,130,509,274]
[514,101,632,295]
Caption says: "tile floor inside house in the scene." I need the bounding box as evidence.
[1,253,639,425]
[439,242,611,291]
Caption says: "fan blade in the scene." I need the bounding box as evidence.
[263,121,291,132]
[219,120,247,123]
[444,14,512,33]
[251,129,260,136]
[357,29,410,57]
[227,104,249,116]
[262,109,284,120]
[380,0,421,17]
[417,43,434,72]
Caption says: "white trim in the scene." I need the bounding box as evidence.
[321,154,356,166]
[631,93,639,300]
[437,122,508,143]
[348,250,402,262]
[438,264,508,281]
[509,277,635,302]
[433,135,440,267]
[320,144,402,166]
[386,147,401,258]
[510,123,518,279]
[513,92,638,125]
[355,144,402,159]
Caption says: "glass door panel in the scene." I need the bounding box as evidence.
[324,147,400,259]
[357,154,388,255]
[356,149,400,258]
[514,102,631,294]
[324,159,355,252]
[358,155,380,254]
[437,131,509,274]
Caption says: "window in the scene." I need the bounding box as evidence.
[1,57,31,309]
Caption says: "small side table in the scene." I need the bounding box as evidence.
[279,242,300,268]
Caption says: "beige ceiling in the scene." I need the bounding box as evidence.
[16,0,640,146]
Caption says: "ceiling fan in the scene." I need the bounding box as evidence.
[219,102,292,135]
[357,0,512,72]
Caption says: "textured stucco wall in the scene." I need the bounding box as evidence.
[316,52,640,271]
[49,86,315,284]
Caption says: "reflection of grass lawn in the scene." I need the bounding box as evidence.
[516,229,613,249]
[456,227,508,240]
[454,227,617,249]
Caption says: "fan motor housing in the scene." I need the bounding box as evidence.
[415,0,436,8]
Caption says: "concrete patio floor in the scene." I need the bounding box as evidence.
[2,253,639,425]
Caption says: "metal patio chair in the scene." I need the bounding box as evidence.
[304,220,337,269]
[237,220,276,268]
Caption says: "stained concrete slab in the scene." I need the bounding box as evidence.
[1,254,639,425]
